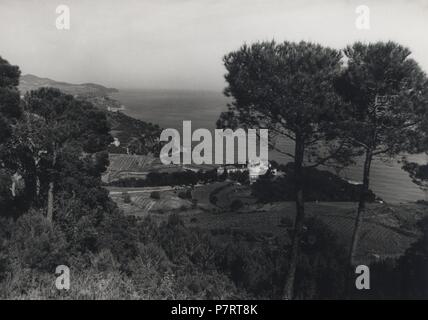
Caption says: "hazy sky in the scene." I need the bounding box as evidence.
[1,0,428,90]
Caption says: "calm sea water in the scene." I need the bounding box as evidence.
[111,89,428,203]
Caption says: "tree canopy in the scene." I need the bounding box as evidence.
[335,41,428,268]
[217,40,354,299]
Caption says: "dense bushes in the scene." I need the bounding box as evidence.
[1,201,427,299]
[150,191,160,199]
[294,218,348,299]
[107,168,250,189]
[0,56,424,299]
[210,217,350,299]
[9,211,69,272]
[252,163,378,203]
[395,217,428,298]
[109,170,218,188]
[178,189,192,200]
[0,211,246,299]
[122,192,131,203]
[0,202,350,299]
[230,199,244,211]
[349,217,428,299]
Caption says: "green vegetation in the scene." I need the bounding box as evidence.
[352,216,428,299]
[178,189,192,200]
[218,40,428,298]
[106,111,162,155]
[18,74,163,157]
[107,169,227,188]
[252,163,377,203]
[218,41,358,298]
[122,192,132,204]
[335,42,428,268]
[0,210,350,299]
[230,199,244,211]
[150,191,161,200]
[1,38,428,300]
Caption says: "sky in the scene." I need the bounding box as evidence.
[1,0,428,90]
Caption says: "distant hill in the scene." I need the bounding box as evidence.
[19,74,118,97]
[18,74,162,156]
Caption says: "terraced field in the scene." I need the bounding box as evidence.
[133,192,191,212]
[181,201,428,265]
[103,154,155,182]
[108,154,155,171]
[104,153,189,183]
[111,189,193,216]
[108,178,428,265]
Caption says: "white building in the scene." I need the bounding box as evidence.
[248,160,269,184]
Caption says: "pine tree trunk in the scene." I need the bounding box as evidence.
[283,136,305,300]
[349,149,373,266]
[47,181,54,223]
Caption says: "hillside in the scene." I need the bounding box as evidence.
[112,178,428,265]
[19,74,118,97]
[18,74,162,155]
[106,112,162,155]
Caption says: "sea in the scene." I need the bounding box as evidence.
[111,89,428,204]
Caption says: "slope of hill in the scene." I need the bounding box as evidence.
[18,74,162,155]
[182,200,428,265]
[19,74,118,97]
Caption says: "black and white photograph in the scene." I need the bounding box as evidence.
[0,0,428,304]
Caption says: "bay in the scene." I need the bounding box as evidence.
[111,89,428,203]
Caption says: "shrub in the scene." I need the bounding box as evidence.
[98,213,139,271]
[279,217,294,228]
[122,192,131,204]
[191,199,198,208]
[230,199,244,211]
[90,249,120,272]
[252,163,378,203]
[150,191,160,199]
[178,189,192,200]
[396,217,428,299]
[293,218,348,299]
[210,195,218,205]
[9,210,69,272]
